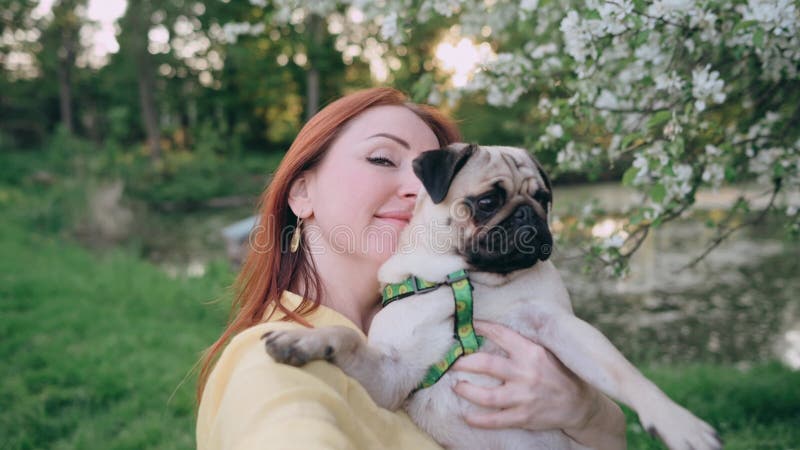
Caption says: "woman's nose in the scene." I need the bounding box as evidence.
[399,169,423,199]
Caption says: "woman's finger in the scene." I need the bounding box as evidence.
[451,352,519,380]
[462,406,529,429]
[473,320,540,360]
[452,381,519,409]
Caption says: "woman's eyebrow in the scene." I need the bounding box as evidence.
[368,133,410,149]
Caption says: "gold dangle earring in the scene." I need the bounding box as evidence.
[290,217,304,253]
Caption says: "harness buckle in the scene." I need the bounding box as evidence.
[412,277,438,294]
[445,270,469,284]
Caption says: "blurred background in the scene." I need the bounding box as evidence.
[1,0,798,449]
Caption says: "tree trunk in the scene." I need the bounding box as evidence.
[305,15,323,120]
[126,0,161,163]
[56,58,74,133]
[136,50,161,162]
[56,8,77,134]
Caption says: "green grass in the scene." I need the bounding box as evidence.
[0,219,232,449]
[624,364,800,449]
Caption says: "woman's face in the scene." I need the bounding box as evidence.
[299,105,441,266]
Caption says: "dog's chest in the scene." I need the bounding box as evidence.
[368,288,461,364]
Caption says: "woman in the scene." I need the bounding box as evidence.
[196,87,626,449]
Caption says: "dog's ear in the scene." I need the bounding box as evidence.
[413,144,476,204]
[529,153,553,216]
[530,154,552,193]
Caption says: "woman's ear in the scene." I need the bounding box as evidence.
[288,173,313,219]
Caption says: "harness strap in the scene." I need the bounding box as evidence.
[381,270,483,392]
[381,275,438,306]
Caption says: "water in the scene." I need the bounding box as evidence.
[141,183,800,368]
[552,184,800,368]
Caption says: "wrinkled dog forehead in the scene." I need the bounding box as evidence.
[454,144,551,195]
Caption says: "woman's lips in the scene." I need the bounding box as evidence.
[374,211,412,227]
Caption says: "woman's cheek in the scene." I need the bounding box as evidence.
[363,223,400,260]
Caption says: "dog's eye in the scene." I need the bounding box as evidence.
[477,193,502,211]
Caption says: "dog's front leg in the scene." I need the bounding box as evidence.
[528,312,721,450]
[263,326,418,410]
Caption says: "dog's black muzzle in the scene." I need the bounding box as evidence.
[464,204,553,274]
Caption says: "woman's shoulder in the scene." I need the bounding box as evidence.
[203,320,315,395]
[197,319,443,450]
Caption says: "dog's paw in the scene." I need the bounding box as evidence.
[261,329,336,366]
[639,401,722,450]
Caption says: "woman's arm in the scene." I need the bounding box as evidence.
[451,320,627,450]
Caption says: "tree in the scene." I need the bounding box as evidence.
[119,0,162,163]
[48,0,81,134]
[254,0,800,274]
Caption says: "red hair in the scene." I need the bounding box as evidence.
[197,87,461,402]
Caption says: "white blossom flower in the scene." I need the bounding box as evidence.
[654,71,685,93]
[702,163,725,188]
[705,144,722,157]
[692,64,726,112]
[468,53,534,106]
[595,0,633,34]
[647,0,693,22]
[427,0,462,17]
[664,164,694,198]
[537,96,552,113]
[529,43,557,59]
[742,0,798,36]
[594,89,619,109]
[749,147,784,182]
[380,12,399,42]
[520,0,539,12]
[546,123,564,139]
[556,142,588,170]
[560,11,595,64]
[603,233,626,249]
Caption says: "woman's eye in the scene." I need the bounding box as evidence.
[366,156,396,167]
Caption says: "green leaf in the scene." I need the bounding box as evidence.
[754,28,765,48]
[634,30,650,47]
[733,20,759,33]
[650,183,667,203]
[411,74,434,103]
[647,110,672,130]
[725,166,738,182]
[585,10,601,20]
[669,137,685,156]
[622,166,639,186]
[774,164,785,179]
[621,132,643,149]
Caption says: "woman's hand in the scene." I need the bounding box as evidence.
[451,320,626,450]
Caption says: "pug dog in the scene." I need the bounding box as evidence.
[263,143,722,450]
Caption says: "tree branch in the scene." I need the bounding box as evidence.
[674,181,782,272]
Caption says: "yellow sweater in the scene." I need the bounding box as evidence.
[196,290,442,450]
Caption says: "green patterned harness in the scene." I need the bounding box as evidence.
[381,269,484,391]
